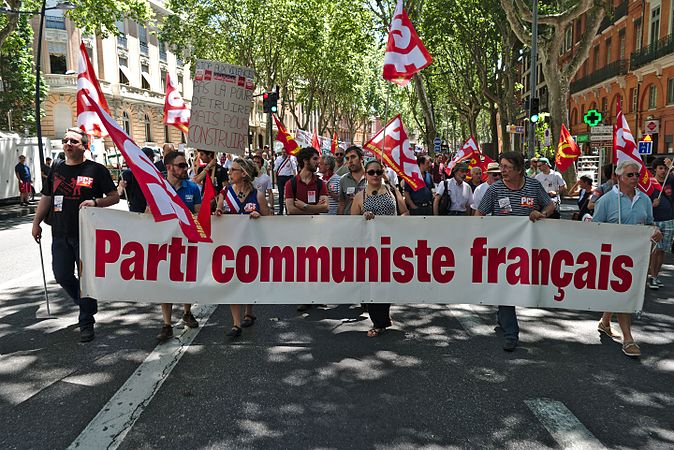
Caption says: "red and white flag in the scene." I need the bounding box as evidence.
[83,92,207,242]
[364,114,424,191]
[445,136,479,175]
[382,0,432,87]
[77,42,110,138]
[163,73,190,134]
[312,128,321,151]
[613,101,660,196]
[331,131,339,154]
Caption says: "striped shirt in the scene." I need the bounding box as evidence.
[478,178,552,216]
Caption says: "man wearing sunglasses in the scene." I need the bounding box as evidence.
[31,128,119,343]
[334,148,348,176]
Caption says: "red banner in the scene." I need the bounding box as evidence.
[77,42,110,138]
[272,114,301,156]
[555,124,581,173]
[163,73,190,134]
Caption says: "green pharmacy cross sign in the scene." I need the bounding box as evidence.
[583,109,603,127]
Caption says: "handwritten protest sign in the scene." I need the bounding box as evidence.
[187,60,254,154]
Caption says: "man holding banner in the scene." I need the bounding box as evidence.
[31,128,119,343]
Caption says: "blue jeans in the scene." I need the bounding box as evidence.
[52,236,97,330]
[276,175,292,215]
[497,306,519,342]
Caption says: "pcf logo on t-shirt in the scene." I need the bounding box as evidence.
[76,176,94,188]
[520,196,534,208]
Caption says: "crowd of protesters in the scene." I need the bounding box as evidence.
[30,129,666,358]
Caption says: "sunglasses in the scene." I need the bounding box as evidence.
[624,172,640,178]
[335,153,344,157]
[367,169,384,176]
[62,138,81,145]
[175,162,189,169]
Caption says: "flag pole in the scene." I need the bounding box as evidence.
[657,163,674,200]
[381,84,391,163]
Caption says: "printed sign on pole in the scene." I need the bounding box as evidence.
[188,60,255,154]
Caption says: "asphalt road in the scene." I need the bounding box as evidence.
[1,211,673,449]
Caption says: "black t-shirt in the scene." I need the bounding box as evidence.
[121,169,147,213]
[41,160,116,238]
[197,164,229,194]
[155,160,167,178]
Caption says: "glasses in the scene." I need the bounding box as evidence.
[62,138,81,145]
[175,162,189,169]
[490,173,501,177]
[367,169,384,176]
[499,164,514,171]
[624,172,640,178]
[335,153,344,157]
[230,167,242,172]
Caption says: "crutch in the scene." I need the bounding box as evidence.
[37,237,51,316]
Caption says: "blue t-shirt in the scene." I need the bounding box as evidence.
[175,179,202,213]
[592,186,653,225]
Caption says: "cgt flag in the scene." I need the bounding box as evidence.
[555,124,581,173]
[163,73,190,134]
[382,0,432,86]
[83,92,207,242]
[77,42,110,138]
[364,114,424,191]
[467,153,494,182]
[272,114,301,155]
[446,136,479,175]
[613,101,660,196]
[312,128,321,151]
[331,131,339,154]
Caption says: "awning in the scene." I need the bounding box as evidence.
[119,65,133,83]
[141,71,152,88]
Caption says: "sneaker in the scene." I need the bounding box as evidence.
[622,341,641,357]
[182,312,199,329]
[157,324,173,342]
[80,328,95,343]
[654,277,664,287]
[647,277,659,290]
[503,340,518,352]
[297,304,311,312]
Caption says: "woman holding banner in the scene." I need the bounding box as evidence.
[351,159,408,337]
[592,159,662,357]
[216,158,271,338]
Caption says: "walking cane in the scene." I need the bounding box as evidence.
[37,237,51,316]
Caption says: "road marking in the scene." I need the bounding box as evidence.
[525,398,606,450]
[67,304,217,450]
[448,304,493,336]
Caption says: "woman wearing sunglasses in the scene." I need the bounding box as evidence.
[350,159,408,337]
[216,158,271,338]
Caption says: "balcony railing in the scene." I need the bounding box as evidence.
[570,59,628,93]
[631,33,674,70]
[45,16,66,30]
[598,1,628,33]
[139,42,149,56]
[44,74,76,88]
[117,35,127,48]
[159,49,167,62]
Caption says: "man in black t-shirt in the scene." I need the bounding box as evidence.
[32,128,119,343]
[193,149,228,212]
[117,147,154,213]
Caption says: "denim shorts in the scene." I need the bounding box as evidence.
[655,219,674,251]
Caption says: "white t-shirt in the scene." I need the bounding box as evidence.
[386,167,399,186]
[535,171,566,204]
[274,155,298,176]
[436,177,473,212]
[253,174,272,193]
[471,181,490,211]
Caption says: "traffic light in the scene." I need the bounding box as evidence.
[263,90,279,114]
[529,97,540,123]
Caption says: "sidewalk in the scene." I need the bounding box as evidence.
[0,199,39,220]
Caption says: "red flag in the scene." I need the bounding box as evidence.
[467,153,494,182]
[364,114,424,191]
[555,124,581,173]
[77,42,110,138]
[382,0,432,86]
[445,137,479,176]
[312,129,321,150]
[196,170,215,239]
[83,92,207,242]
[272,114,301,155]
[163,73,190,134]
[331,131,339,154]
[613,101,659,196]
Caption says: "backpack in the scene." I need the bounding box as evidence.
[437,180,452,216]
[290,175,324,204]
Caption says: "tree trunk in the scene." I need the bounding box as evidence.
[412,73,437,150]
[542,64,576,185]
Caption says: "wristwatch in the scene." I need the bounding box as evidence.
[92,198,98,207]
[302,203,308,211]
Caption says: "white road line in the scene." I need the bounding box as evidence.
[525,398,606,450]
[448,304,493,336]
[67,303,217,450]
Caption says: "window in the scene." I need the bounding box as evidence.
[45,9,65,30]
[139,25,148,56]
[160,69,167,92]
[630,87,637,112]
[575,19,582,44]
[651,6,661,45]
[601,97,607,114]
[618,29,626,60]
[122,112,131,135]
[164,125,171,143]
[144,114,152,142]
[118,57,129,85]
[668,78,674,104]
[649,85,658,109]
[48,42,67,74]
[141,63,151,90]
[634,19,642,51]
[605,38,612,65]
[116,20,126,47]
[159,41,167,62]
[565,27,573,51]
[593,47,600,71]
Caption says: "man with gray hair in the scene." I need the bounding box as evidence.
[320,153,340,215]
[593,159,662,357]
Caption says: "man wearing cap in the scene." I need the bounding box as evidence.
[526,157,539,177]
[535,157,566,219]
[433,162,472,216]
[471,162,501,214]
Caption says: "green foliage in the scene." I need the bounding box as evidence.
[0,16,47,133]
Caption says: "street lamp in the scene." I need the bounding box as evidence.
[1,0,76,171]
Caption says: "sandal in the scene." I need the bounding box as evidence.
[597,321,619,339]
[622,341,641,357]
[225,326,242,337]
[367,328,386,337]
[241,315,257,328]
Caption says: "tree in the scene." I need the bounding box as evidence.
[500,0,609,180]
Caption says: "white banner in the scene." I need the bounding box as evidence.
[80,209,652,313]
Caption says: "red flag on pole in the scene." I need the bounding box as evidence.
[554,124,581,173]
[163,73,190,135]
[312,129,321,150]
[331,131,339,154]
[364,114,425,191]
[77,42,110,138]
[445,136,479,175]
[613,101,660,195]
[382,0,433,86]
[196,171,215,238]
[83,92,208,242]
[272,114,301,155]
